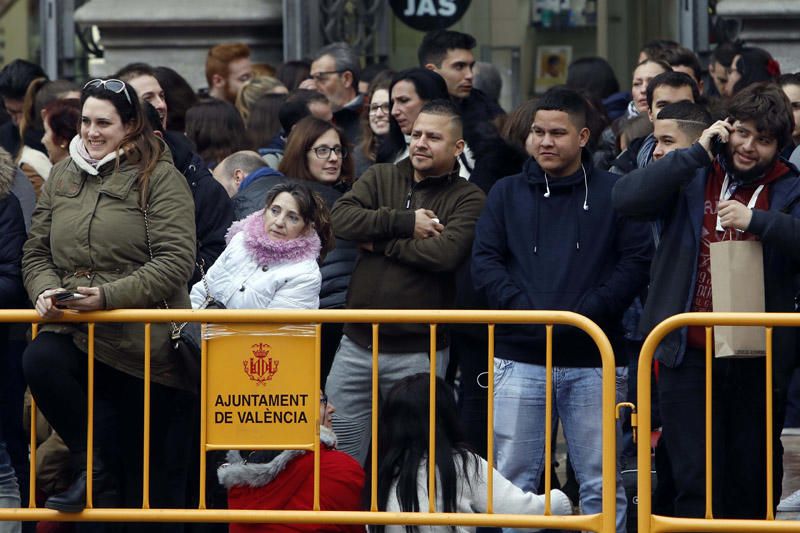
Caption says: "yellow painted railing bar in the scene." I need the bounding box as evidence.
[7,309,617,531]
[0,308,624,326]
[487,324,495,515]
[651,514,800,532]
[370,322,379,512]
[0,508,603,528]
[544,324,553,515]
[600,323,616,533]
[199,323,208,510]
[86,323,95,509]
[705,326,713,520]
[313,324,321,512]
[205,444,315,452]
[637,312,800,533]
[428,324,437,513]
[28,324,39,508]
[766,326,774,520]
[142,323,152,509]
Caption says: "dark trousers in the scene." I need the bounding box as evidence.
[23,332,194,532]
[451,331,489,458]
[658,348,784,519]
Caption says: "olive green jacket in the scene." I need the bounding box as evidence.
[22,143,196,390]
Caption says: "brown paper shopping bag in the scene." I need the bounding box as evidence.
[709,239,765,357]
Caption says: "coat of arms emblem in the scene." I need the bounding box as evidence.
[243,342,279,385]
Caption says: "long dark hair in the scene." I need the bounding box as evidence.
[81,79,162,207]
[374,373,477,533]
[358,69,394,163]
[376,68,451,164]
[185,98,250,167]
[731,47,779,95]
[263,182,335,261]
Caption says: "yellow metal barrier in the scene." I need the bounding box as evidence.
[0,309,618,531]
[637,312,800,533]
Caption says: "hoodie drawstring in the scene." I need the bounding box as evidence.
[537,164,589,252]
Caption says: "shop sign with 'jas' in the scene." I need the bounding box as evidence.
[389,0,472,31]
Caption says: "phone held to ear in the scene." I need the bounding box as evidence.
[711,117,735,157]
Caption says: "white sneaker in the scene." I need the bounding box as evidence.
[549,489,574,515]
[778,489,800,512]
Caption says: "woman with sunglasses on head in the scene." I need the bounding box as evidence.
[278,116,358,384]
[21,78,196,520]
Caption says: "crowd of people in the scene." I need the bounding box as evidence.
[0,28,798,533]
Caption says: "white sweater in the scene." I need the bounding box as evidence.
[190,232,321,310]
[384,455,572,533]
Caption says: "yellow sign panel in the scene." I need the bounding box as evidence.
[205,323,318,448]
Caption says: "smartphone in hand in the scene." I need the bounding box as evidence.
[711,117,735,157]
[52,291,87,307]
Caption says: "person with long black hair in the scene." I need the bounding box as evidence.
[375,374,572,533]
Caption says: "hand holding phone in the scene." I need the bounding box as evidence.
[52,291,88,304]
[699,118,735,160]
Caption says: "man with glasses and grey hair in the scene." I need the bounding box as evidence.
[304,42,364,149]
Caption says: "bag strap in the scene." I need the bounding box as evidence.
[142,205,217,339]
[142,205,184,339]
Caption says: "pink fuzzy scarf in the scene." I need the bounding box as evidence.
[226,210,321,266]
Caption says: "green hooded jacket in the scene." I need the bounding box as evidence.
[23,144,196,390]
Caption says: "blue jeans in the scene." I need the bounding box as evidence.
[493,358,627,533]
[327,335,449,464]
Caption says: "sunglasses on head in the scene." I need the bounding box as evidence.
[83,78,132,105]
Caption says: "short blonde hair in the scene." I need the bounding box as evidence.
[235,76,287,122]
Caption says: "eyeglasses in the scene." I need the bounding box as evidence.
[310,145,347,159]
[83,78,132,105]
[369,103,390,115]
[310,70,344,83]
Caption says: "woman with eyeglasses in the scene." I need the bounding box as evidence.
[278,116,358,385]
[21,78,197,517]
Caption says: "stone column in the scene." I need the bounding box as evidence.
[716,0,800,74]
[74,0,282,91]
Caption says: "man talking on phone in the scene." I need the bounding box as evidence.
[613,82,800,519]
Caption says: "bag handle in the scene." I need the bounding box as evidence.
[716,173,765,238]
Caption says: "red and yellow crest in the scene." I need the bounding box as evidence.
[243,342,279,385]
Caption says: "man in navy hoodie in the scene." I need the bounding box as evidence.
[613,82,800,519]
[472,87,652,533]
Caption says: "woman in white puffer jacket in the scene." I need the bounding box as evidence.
[190,182,333,309]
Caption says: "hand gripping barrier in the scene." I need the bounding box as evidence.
[0,308,619,532]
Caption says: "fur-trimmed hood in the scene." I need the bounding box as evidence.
[0,147,16,199]
[225,209,321,266]
[217,426,337,489]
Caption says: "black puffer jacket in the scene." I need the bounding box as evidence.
[0,150,26,308]
[164,131,234,286]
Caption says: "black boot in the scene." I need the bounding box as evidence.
[45,451,119,512]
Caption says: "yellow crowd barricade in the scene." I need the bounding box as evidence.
[637,312,800,533]
[0,308,618,531]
